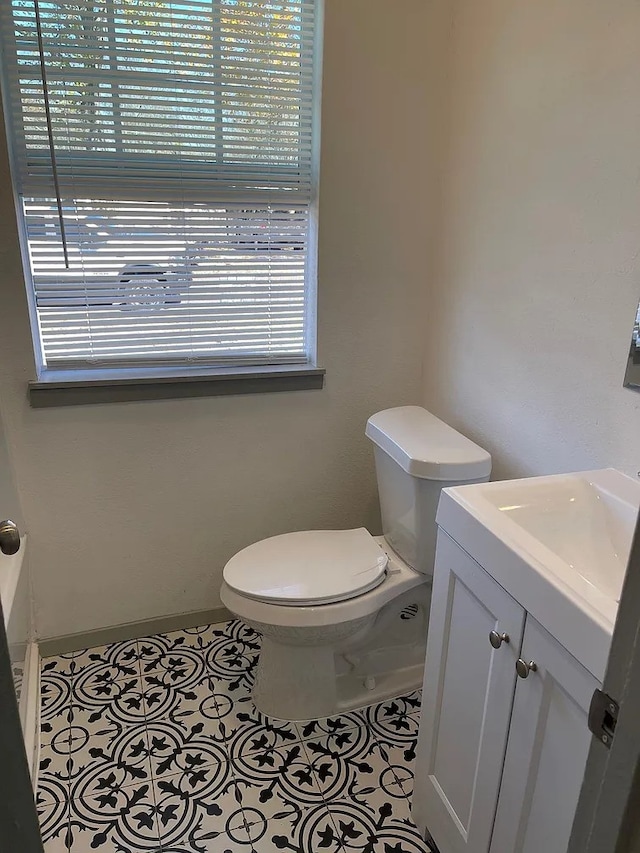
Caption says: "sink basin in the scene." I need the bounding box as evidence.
[436,469,640,679]
[479,470,638,603]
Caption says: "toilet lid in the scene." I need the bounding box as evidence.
[223,528,388,606]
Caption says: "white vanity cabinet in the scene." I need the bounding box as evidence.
[413,532,599,853]
[489,615,598,853]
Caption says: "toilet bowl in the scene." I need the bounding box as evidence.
[221,530,428,719]
[221,406,492,721]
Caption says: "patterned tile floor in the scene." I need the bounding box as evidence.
[36,619,435,853]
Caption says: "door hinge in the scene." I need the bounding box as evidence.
[588,689,619,749]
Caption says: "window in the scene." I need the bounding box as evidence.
[0,0,321,379]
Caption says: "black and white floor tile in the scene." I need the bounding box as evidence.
[37,619,436,853]
[12,658,24,703]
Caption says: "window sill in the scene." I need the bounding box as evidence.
[29,364,326,408]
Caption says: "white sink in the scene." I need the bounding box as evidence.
[479,470,638,603]
[436,469,640,680]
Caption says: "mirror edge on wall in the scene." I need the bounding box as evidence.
[623,301,640,392]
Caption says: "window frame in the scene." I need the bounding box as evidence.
[0,0,325,402]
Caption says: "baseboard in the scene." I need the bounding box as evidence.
[39,606,233,658]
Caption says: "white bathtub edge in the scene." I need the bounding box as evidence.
[20,640,40,789]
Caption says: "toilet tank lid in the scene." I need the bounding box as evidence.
[365,406,492,481]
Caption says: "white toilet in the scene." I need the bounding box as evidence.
[220,406,491,721]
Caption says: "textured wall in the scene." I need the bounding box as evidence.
[0,405,23,531]
[0,0,429,639]
[423,0,640,480]
[5,0,636,642]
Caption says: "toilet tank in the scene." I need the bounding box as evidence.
[365,406,491,575]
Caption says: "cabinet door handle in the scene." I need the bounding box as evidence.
[489,631,510,649]
[516,659,538,678]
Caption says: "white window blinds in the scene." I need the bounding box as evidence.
[1,0,320,370]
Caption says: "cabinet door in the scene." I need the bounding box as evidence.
[489,616,599,853]
[413,532,525,853]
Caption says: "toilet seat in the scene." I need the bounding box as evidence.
[221,538,426,630]
[222,527,388,606]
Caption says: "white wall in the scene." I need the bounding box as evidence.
[0,0,430,639]
[5,0,637,640]
[424,0,640,480]
[0,405,23,531]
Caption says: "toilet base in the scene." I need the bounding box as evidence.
[248,583,431,721]
[336,660,426,713]
[248,613,376,720]
[253,638,338,720]
[252,636,427,722]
